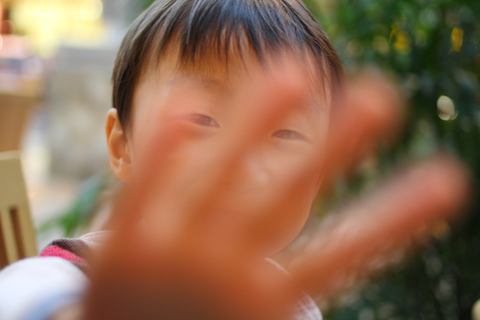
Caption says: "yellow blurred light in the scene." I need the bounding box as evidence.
[451,27,464,52]
[23,0,61,19]
[23,0,37,16]
[390,25,412,54]
[372,35,390,55]
[80,0,103,21]
[437,95,457,121]
[21,0,104,21]
[10,0,107,57]
[393,31,412,54]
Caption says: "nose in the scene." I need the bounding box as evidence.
[227,153,270,192]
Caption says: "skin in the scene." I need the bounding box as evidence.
[81,55,470,320]
[106,57,329,257]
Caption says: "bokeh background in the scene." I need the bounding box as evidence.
[0,0,479,319]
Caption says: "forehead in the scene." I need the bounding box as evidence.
[138,45,331,105]
[164,75,328,115]
[133,65,329,130]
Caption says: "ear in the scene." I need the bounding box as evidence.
[106,109,133,182]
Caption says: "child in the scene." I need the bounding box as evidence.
[0,0,468,319]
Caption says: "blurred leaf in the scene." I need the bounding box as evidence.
[38,174,109,238]
[306,0,480,318]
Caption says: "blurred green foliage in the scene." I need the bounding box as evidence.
[305,0,480,319]
[38,174,109,238]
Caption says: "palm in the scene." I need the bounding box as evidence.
[84,61,469,320]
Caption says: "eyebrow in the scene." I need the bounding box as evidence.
[308,100,326,114]
[167,76,326,114]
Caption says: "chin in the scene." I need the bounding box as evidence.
[261,210,311,258]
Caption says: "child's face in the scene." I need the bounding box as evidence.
[106,57,330,256]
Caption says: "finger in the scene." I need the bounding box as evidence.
[181,59,309,231]
[89,121,190,271]
[108,110,198,240]
[318,73,405,194]
[240,74,404,250]
[291,156,471,297]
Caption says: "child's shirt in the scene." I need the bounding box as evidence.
[0,231,322,320]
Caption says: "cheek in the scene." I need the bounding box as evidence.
[129,103,178,180]
[276,178,318,247]
[261,151,321,255]
[129,125,152,180]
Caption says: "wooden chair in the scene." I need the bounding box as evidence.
[0,151,37,270]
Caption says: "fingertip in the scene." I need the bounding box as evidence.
[418,156,472,217]
[346,72,406,141]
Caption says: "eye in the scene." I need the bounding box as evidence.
[188,113,220,127]
[272,129,305,140]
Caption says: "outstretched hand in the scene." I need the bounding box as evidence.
[84,61,470,320]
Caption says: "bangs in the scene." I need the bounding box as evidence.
[151,0,335,75]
